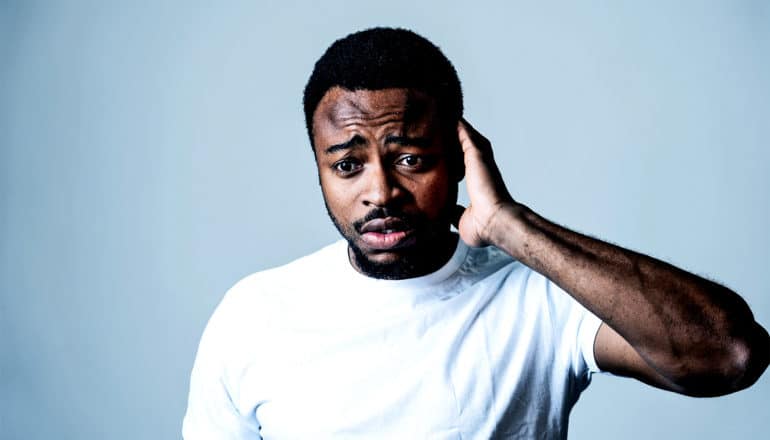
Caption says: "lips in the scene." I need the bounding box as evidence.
[358,217,416,250]
[360,217,409,234]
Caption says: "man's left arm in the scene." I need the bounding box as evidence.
[454,119,770,397]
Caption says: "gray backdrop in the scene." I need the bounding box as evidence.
[2,1,768,439]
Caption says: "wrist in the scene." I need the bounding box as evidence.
[485,202,530,256]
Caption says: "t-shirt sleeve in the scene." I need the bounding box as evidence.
[575,305,604,374]
[182,292,261,440]
[544,277,605,378]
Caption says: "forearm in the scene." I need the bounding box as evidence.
[489,202,769,391]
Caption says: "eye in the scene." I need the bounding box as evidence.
[332,158,362,176]
[395,154,424,169]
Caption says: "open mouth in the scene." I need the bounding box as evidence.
[358,217,417,250]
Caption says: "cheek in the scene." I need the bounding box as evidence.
[412,173,454,213]
[320,177,355,217]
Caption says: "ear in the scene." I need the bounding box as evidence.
[452,143,465,182]
[445,122,465,182]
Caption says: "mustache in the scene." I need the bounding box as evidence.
[353,208,419,233]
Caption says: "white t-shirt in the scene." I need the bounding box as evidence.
[183,238,603,439]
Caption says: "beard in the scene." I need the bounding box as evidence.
[324,201,456,280]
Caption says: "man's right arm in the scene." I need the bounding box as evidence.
[183,296,261,440]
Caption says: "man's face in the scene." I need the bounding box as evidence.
[312,87,460,279]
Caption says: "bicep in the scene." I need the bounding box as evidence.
[183,351,262,439]
[594,322,684,394]
[183,302,261,439]
[183,367,260,439]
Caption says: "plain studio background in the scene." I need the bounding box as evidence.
[2,1,769,439]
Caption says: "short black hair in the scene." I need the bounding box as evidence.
[303,27,463,149]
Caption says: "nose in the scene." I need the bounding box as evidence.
[362,162,402,208]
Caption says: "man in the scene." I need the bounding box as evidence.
[183,28,769,439]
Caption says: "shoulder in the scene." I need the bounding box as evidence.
[459,244,534,288]
[460,244,517,277]
[461,244,589,315]
[223,240,346,305]
[204,240,347,340]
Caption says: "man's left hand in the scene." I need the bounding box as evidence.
[454,119,516,247]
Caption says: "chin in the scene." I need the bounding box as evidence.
[348,243,416,279]
[349,237,450,280]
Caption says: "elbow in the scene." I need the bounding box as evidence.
[680,322,770,397]
[723,322,770,393]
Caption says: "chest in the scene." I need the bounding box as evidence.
[235,293,570,439]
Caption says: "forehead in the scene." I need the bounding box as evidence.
[314,87,436,129]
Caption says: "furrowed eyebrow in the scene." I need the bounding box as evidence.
[324,135,366,155]
[384,135,431,148]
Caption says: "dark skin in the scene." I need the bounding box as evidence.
[313,87,459,279]
[313,86,770,397]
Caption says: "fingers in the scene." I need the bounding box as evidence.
[458,118,493,156]
[457,119,474,153]
[456,118,515,204]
